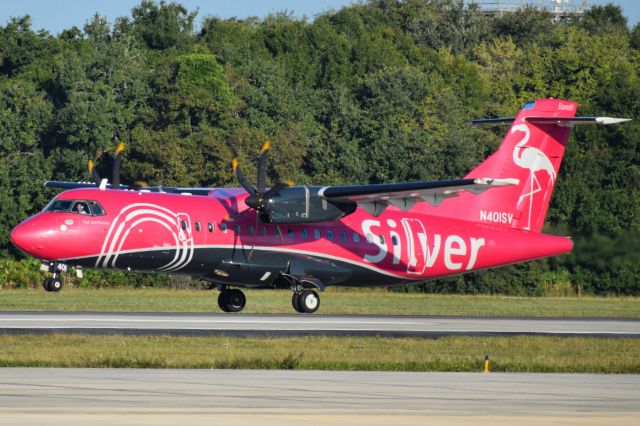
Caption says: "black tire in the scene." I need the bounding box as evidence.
[292,292,302,313]
[218,289,246,313]
[217,291,229,311]
[43,278,52,292]
[297,290,320,314]
[50,279,63,292]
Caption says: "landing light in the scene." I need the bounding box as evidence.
[214,269,230,278]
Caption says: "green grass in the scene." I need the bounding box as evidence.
[0,334,638,373]
[1,287,639,317]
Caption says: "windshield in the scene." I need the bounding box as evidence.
[43,198,105,216]
[43,199,73,213]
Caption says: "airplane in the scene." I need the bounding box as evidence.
[10,98,629,313]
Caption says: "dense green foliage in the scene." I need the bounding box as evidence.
[0,1,638,294]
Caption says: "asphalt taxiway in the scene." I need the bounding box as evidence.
[0,369,638,425]
[0,312,638,337]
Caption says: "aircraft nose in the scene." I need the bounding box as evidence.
[10,220,43,256]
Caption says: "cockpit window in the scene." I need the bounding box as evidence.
[43,199,73,213]
[43,199,105,216]
[73,201,90,215]
[88,201,105,216]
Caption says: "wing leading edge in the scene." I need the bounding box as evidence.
[318,177,518,217]
[44,181,213,196]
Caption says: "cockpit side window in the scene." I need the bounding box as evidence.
[72,201,90,215]
[88,201,105,216]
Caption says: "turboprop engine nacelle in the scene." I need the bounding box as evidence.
[263,186,356,224]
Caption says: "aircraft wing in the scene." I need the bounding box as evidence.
[318,178,518,217]
[44,181,213,196]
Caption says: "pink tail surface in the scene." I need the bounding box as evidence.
[430,98,577,232]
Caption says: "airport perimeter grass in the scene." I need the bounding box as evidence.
[0,334,638,373]
[0,287,639,317]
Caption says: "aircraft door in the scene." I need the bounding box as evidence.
[401,218,427,275]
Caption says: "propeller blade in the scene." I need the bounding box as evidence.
[88,160,101,184]
[233,159,257,196]
[112,143,125,190]
[256,139,270,193]
[263,182,289,199]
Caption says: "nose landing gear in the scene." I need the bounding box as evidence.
[42,262,67,292]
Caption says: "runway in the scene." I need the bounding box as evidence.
[0,312,639,337]
[0,368,638,425]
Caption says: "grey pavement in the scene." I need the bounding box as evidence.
[0,312,639,337]
[0,369,638,425]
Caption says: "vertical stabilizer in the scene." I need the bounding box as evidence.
[427,99,578,232]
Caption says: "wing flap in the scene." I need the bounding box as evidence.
[320,178,518,216]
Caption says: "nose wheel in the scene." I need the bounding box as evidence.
[218,288,246,313]
[292,290,320,314]
[43,277,63,292]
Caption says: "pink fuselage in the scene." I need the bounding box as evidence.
[11,187,572,288]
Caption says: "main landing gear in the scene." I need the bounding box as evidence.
[292,289,320,314]
[215,279,324,314]
[218,288,247,313]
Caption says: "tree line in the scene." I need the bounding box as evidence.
[1,0,638,295]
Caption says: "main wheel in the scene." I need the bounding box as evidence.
[297,290,320,314]
[43,278,52,292]
[292,292,302,313]
[218,289,246,313]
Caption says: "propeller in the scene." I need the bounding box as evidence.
[233,140,291,218]
[87,142,126,189]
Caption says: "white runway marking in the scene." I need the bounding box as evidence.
[0,312,638,337]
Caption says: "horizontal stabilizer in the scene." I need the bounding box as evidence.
[525,116,631,126]
[471,116,631,127]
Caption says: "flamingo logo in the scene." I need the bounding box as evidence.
[511,124,556,230]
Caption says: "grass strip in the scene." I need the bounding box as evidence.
[1,287,639,317]
[0,334,638,373]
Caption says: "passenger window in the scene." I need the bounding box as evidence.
[340,231,347,242]
[287,229,294,239]
[248,225,255,236]
[366,233,373,244]
[260,226,267,237]
[234,225,241,234]
[181,220,188,231]
[392,235,399,246]
[195,222,201,232]
[353,233,360,243]
[301,229,308,239]
[379,235,385,244]
[327,231,334,241]
[314,230,321,240]
[208,223,214,232]
[220,223,228,233]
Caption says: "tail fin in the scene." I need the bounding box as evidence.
[424,99,576,232]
